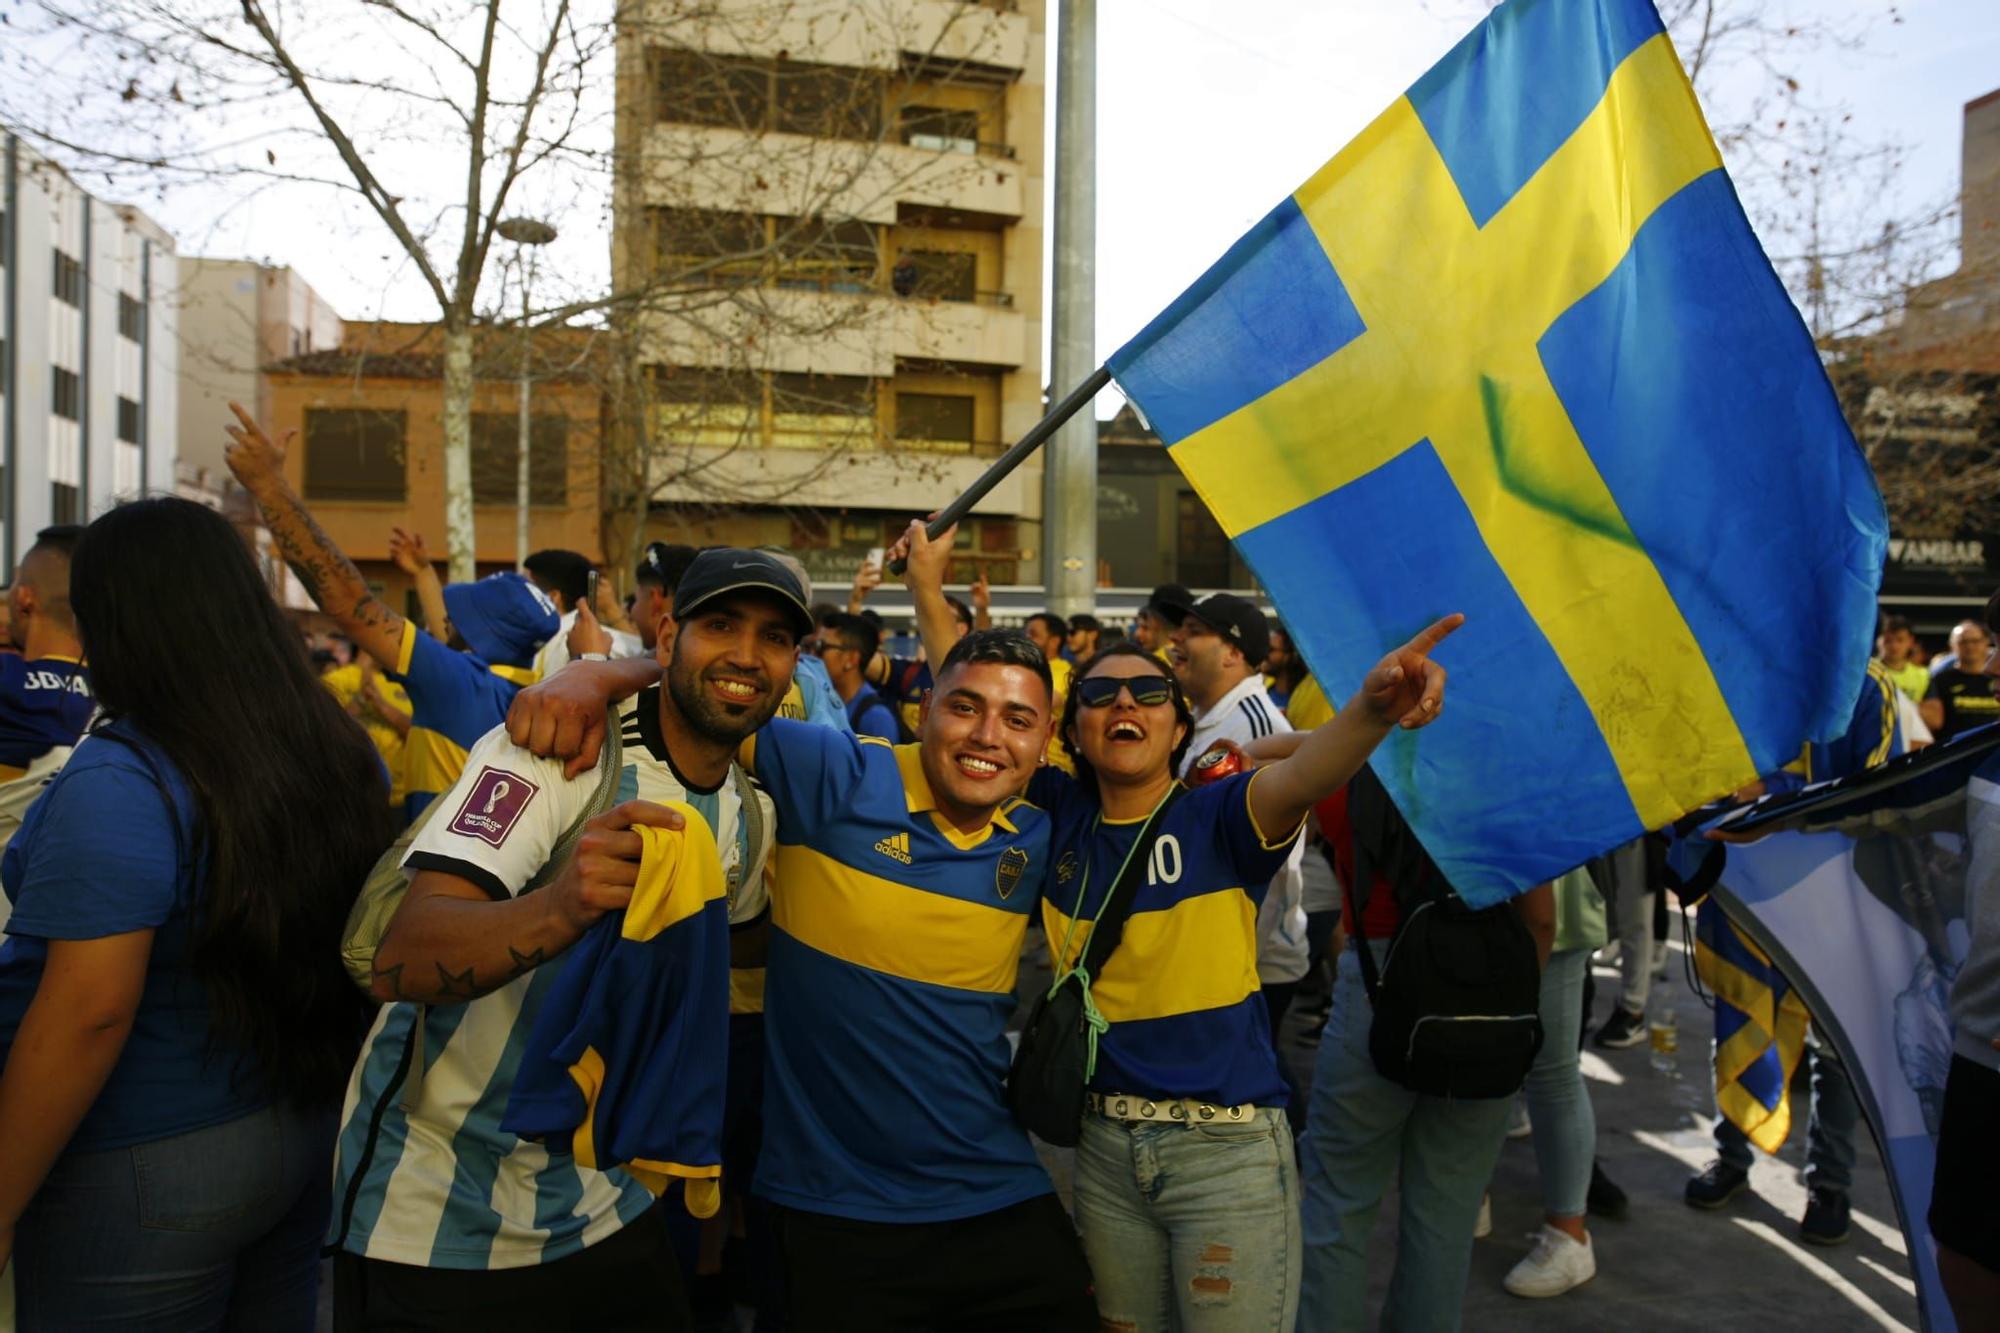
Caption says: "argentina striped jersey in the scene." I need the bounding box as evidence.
[328,686,774,1270]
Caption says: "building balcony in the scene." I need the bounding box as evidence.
[644,438,1038,515]
[627,0,1032,76]
[636,124,1026,225]
[901,0,1034,74]
[629,286,1027,374]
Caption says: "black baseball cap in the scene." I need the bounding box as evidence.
[673,548,814,641]
[1161,591,1271,667]
[1146,584,1194,625]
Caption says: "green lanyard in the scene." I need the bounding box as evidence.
[1048,791,1171,1080]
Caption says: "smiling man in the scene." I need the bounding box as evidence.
[505,619,1097,1330]
[327,548,804,1329]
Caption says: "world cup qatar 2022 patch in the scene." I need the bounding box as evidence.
[449,766,541,847]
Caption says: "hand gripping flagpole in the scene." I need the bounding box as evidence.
[887,366,1112,575]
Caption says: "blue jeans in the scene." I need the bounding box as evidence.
[1297,944,1514,1333]
[1524,948,1596,1217]
[13,1102,336,1331]
[1714,1028,1860,1195]
[1075,1109,1300,1332]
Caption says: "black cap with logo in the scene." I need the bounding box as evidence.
[1160,591,1271,668]
[673,548,814,641]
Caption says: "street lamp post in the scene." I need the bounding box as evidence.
[496,217,558,570]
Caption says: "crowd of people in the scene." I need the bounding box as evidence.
[0,400,1994,1333]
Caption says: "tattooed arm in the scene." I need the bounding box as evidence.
[223,401,409,668]
[370,799,688,1004]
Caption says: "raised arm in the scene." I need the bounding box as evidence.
[389,526,451,642]
[847,554,882,615]
[1248,615,1463,837]
[971,569,993,630]
[888,518,963,670]
[223,402,408,667]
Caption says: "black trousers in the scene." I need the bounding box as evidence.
[772,1192,1097,1333]
[332,1205,690,1332]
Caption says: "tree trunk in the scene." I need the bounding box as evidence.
[441,321,478,583]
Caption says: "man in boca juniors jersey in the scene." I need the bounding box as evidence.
[0,526,94,870]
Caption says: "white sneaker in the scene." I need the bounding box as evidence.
[1503,1224,1596,1298]
[1475,1194,1493,1239]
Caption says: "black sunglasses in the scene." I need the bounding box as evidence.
[1075,674,1176,709]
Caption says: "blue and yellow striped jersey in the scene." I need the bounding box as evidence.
[389,620,533,823]
[1033,769,1303,1108]
[746,720,1053,1222]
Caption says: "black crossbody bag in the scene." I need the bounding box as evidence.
[1007,787,1184,1146]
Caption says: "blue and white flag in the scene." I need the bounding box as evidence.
[1708,733,2000,1332]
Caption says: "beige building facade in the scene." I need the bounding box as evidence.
[611,0,1046,587]
[174,258,343,485]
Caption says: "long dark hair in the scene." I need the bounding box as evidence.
[1060,643,1195,793]
[70,498,396,1105]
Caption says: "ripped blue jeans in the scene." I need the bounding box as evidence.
[1074,1107,1300,1332]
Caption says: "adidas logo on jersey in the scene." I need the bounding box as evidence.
[873,831,913,865]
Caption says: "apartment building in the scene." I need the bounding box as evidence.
[0,131,178,579]
[611,0,1045,589]
[176,258,343,485]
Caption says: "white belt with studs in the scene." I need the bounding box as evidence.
[1086,1091,1262,1126]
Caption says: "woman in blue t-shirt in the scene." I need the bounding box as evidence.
[892,519,1459,1331]
[0,497,396,1328]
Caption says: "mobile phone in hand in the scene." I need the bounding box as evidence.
[586,569,601,609]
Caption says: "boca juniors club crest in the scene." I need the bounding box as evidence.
[996,846,1030,900]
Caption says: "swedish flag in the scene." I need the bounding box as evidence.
[1107,0,1887,906]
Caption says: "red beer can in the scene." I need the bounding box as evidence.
[1188,740,1245,786]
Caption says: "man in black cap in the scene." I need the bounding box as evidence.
[1133,582,1192,662]
[1164,592,1283,750]
[329,547,809,1329]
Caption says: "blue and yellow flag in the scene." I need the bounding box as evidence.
[1107,0,1887,906]
[1694,900,1811,1152]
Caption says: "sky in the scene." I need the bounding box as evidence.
[22,0,1998,420]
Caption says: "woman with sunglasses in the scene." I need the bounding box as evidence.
[890,521,1458,1332]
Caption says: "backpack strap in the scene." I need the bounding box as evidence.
[1347,766,1438,1005]
[524,707,626,894]
[729,758,772,920]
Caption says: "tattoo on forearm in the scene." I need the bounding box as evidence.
[505,944,546,981]
[256,484,397,638]
[372,959,411,1001]
[432,962,479,1001]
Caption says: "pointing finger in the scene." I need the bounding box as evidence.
[1403,613,1465,658]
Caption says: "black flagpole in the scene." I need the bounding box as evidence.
[888,366,1113,574]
